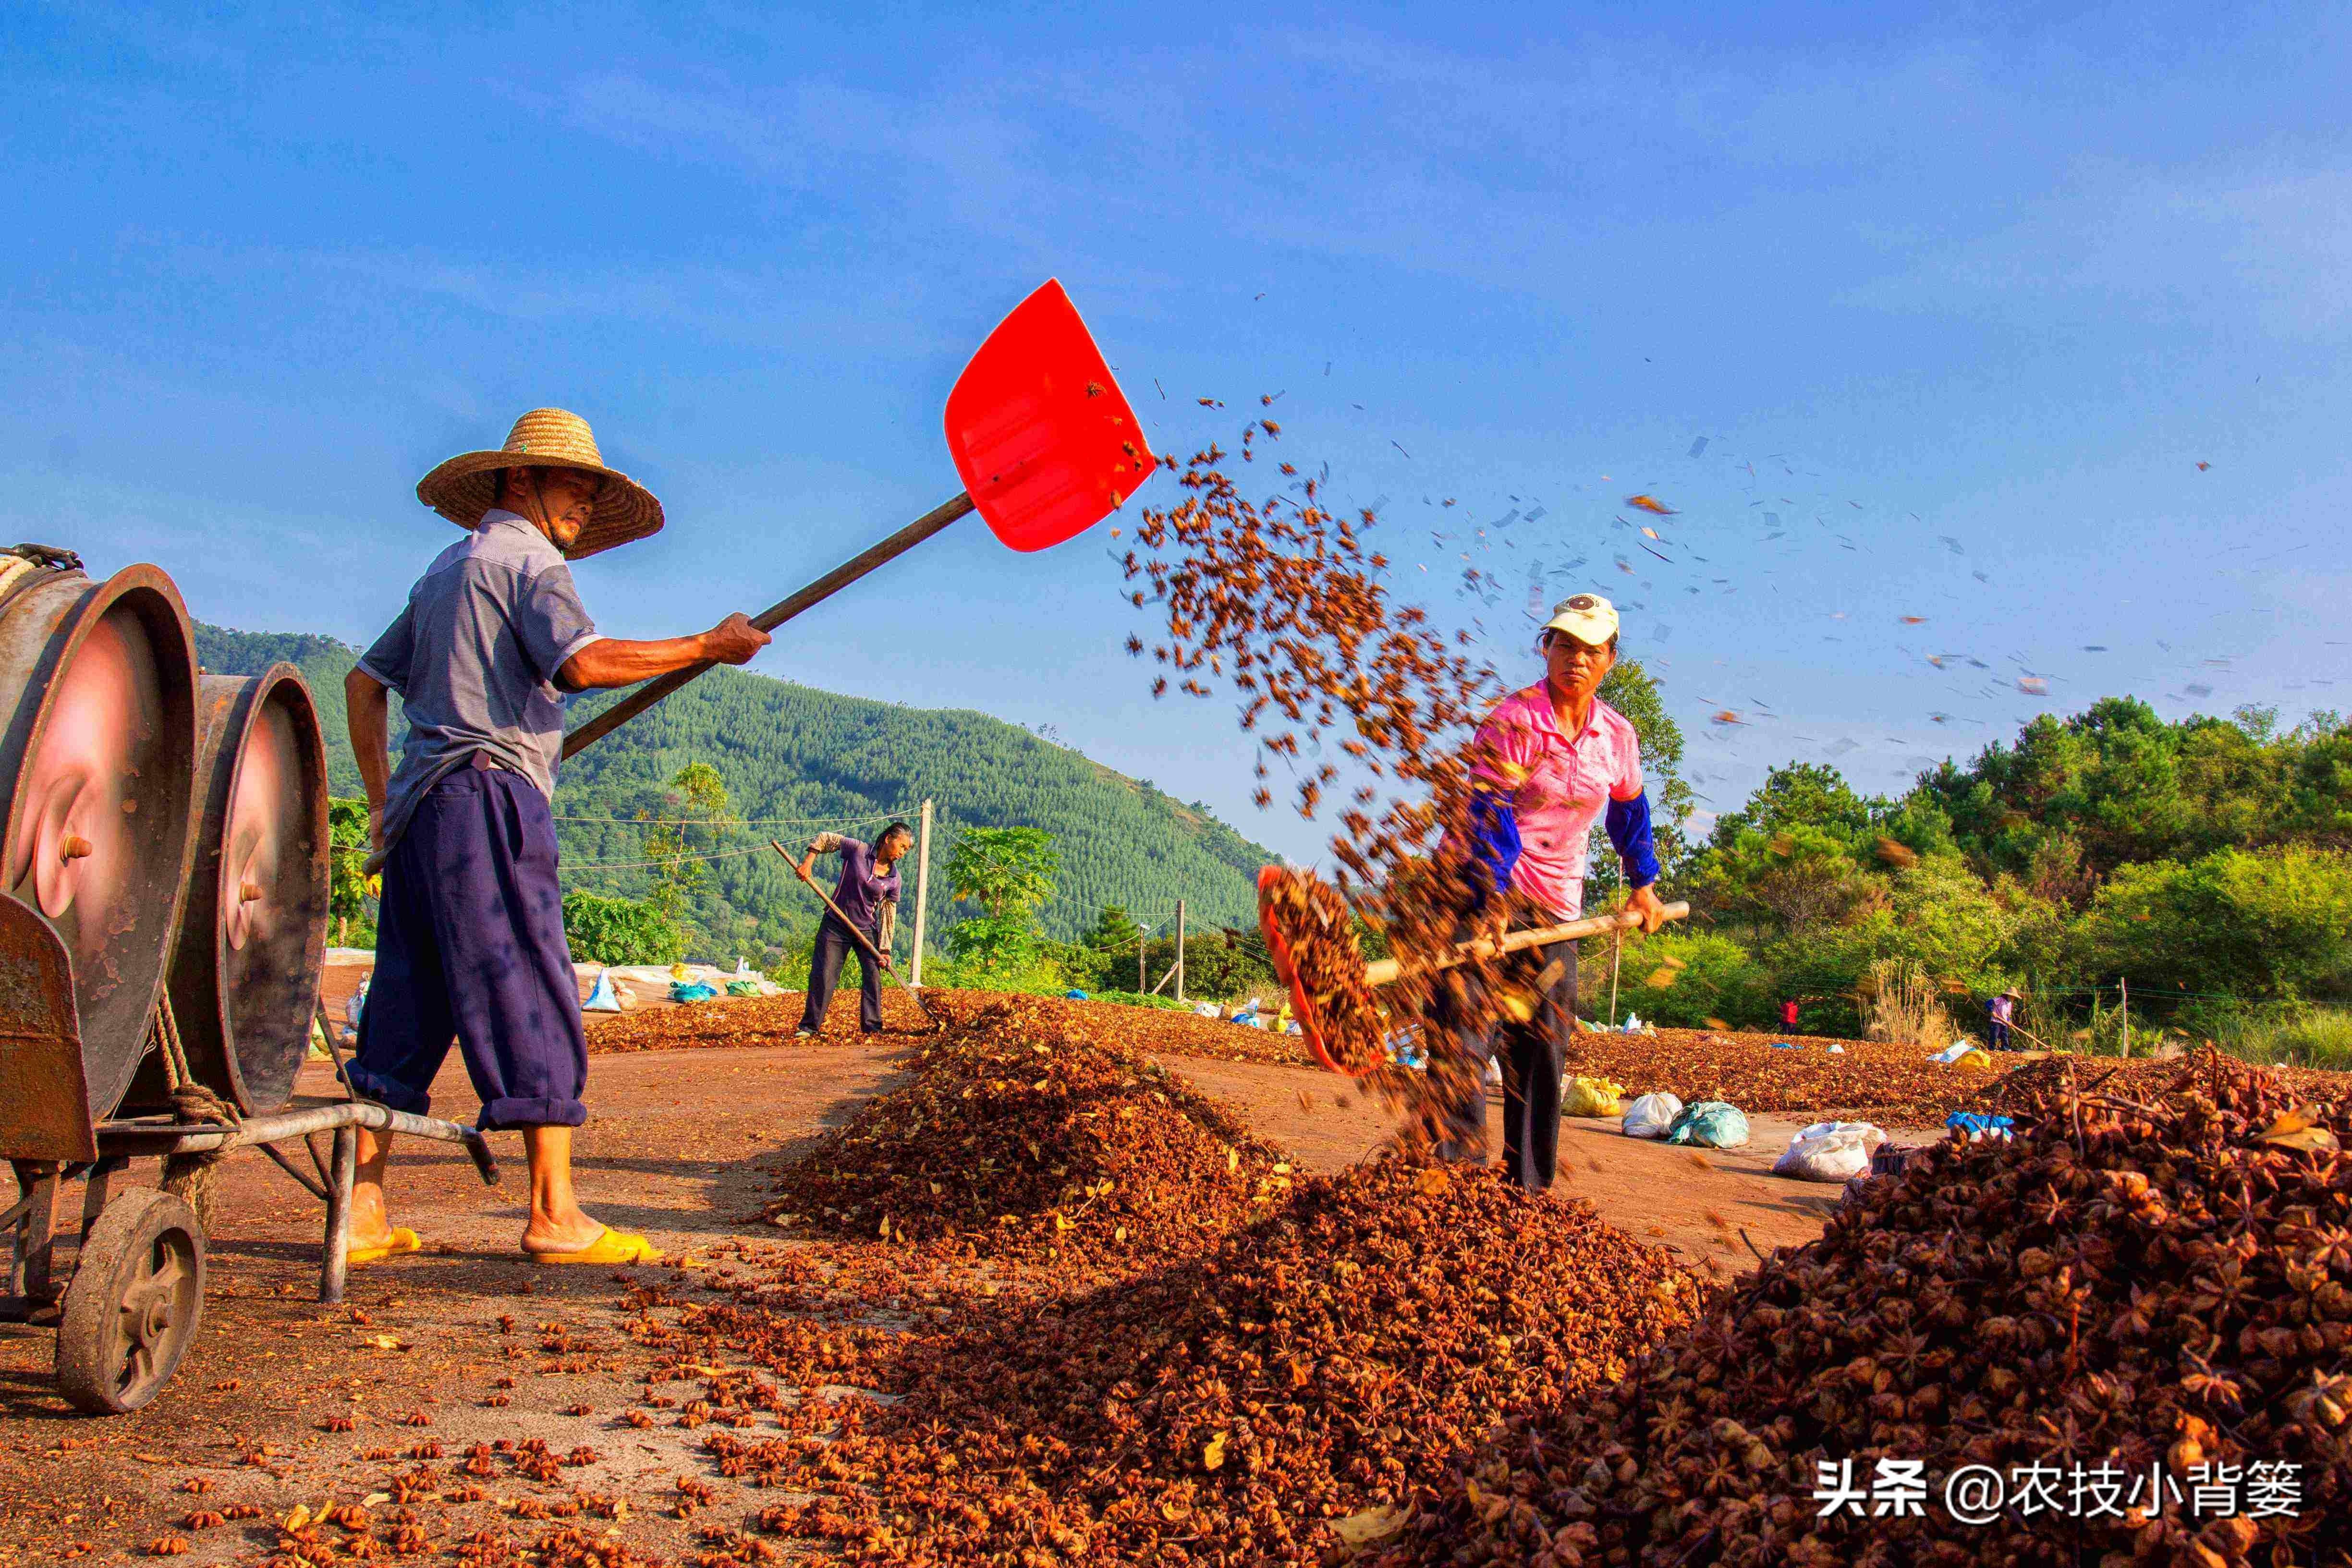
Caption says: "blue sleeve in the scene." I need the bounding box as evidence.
[1605,790,1660,888]
[1464,791,1522,911]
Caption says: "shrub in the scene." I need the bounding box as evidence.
[2080,846,2352,1000]
[1612,929,1773,1029]
[563,889,687,966]
[1087,990,1191,1012]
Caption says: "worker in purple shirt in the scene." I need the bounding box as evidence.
[794,824,914,1036]
[1987,988,2019,1050]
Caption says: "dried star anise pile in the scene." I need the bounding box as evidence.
[583,990,932,1052]
[762,998,1295,1262]
[1560,1028,2005,1123]
[716,1159,1700,1566]
[1974,1050,2352,1118]
[921,990,1315,1071]
[1393,1051,2352,1567]
[585,988,1318,1071]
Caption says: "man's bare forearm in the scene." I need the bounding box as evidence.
[345,667,393,811]
[558,634,711,692]
[558,613,771,692]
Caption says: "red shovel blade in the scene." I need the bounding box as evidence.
[1256,865,1365,1078]
[945,280,1157,552]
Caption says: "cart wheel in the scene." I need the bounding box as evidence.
[54,1189,206,1415]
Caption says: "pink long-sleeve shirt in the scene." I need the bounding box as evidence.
[1469,685,1645,920]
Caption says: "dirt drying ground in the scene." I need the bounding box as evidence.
[0,1004,1910,1566]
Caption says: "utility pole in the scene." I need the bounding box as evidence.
[908,798,933,987]
[2118,975,2129,1058]
[1139,923,1148,993]
[1174,899,1185,1005]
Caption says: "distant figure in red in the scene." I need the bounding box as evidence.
[1779,998,1800,1032]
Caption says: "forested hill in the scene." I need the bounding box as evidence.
[193,624,1280,953]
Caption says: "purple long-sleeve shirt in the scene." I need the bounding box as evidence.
[806,833,901,948]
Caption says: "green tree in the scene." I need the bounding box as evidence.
[1080,904,1143,953]
[325,796,376,946]
[945,827,1062,985]
[2078,846,2352,1000]
[1690,824,1881,933]
[1134,930,1274,1001]
[1586,660,1696,887]
[641,762,734,929]
[1616,929,1773,1029]
[563,888,687,965]
[1706,762,1874,848]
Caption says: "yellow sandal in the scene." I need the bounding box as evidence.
[348,1227,423,1265]
[526,1227,663,1266]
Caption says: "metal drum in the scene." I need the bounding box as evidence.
[0,559,200,1124]
[166,667,330,1112]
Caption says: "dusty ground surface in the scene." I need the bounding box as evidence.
[0,1007,1921,1566]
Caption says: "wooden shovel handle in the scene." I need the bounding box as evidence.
[1361,901,1689,987]
[562,492,977,760]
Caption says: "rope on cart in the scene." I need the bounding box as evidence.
[149,993,236,1227]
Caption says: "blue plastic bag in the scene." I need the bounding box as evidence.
[1945,1111,2015,1142]
[1665,1101,1751,1149]
[1063,989,1089,1001]
[670,981,719,1003]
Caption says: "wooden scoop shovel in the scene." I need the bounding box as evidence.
[1255,864,1687,1077]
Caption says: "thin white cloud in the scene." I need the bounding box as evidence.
[1843,160,2352,336]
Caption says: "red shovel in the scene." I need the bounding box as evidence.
[563,280,1157,758]
[1257,865,1688,1077]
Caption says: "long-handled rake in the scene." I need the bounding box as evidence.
[770,841,944,1033]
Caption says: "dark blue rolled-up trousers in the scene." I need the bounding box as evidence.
[800,915,885,1033]
[349,764,589,1130]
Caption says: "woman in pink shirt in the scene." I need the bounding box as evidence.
[1435,593,1670,1190]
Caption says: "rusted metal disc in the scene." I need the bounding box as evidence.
[167,667,329,1113]
[0,562,200,1122]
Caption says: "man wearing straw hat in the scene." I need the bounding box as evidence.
[342,409,769,1266]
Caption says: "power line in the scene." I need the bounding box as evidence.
[550,808,916,828]
[561,842,785,871]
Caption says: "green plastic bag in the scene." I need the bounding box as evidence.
[1665,1100,1751,1149]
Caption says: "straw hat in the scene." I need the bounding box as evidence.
[414,409,664,559]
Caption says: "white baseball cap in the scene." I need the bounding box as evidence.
[1542,593,1620,645]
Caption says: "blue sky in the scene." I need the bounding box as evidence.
[6,1,2347,864]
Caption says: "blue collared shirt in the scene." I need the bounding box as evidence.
[358,510,604,853]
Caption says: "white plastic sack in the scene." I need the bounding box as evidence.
[1929,1041,1974,1064]
[582,969,623,1013]
[1621,1092,1684,1139]
[1773,1120,1889,1183]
